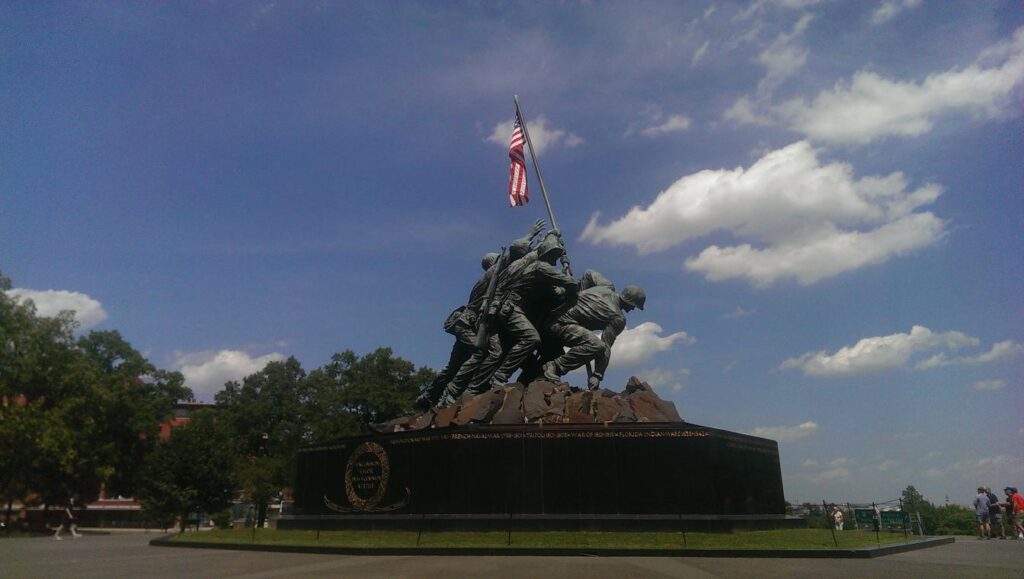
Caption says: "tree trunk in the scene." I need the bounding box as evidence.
[179,512,187,534]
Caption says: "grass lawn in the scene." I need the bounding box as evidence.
[170,528,918,550]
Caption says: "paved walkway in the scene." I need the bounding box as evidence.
[1,532,1021,578]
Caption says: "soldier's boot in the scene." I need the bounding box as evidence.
[436,382,463,408]
[542,361,561,382]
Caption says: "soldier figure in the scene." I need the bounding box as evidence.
[484,232,578,389]
[541,271,646,390]
[423,219,546,408]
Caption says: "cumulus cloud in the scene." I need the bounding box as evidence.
[780,325,980,377]
[581,141,945,286]
[6,288,108,330]
[774,27,1024,144]
[171,349,287,400]
[915,339,1023,369]
[973,379,1006,391]
[636,367,689,393]
[871,0,921,25]
[610,322,695,368]
[750,420,818,442]
[487,117,582,155]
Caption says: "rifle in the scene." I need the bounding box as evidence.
[474,247,509,350]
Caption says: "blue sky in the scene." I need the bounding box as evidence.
[3,1,1022,506]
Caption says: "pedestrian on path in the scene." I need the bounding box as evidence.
[1007,487,1024,540]
[53,497,80,540]
[972,487,991,540]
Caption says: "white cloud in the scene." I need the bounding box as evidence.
[610,322,695,368]
[171,349,287,400]
[810,466,850,483]
[738,0,827,20]
[916,339,1023,369]
[723,96,774,125]
[750,420,818,442]
[828,457,853,467]
[877,459,900,471]
[774,27,1024,144]
[691,40,710,67]
[801,459,818,467]
[780,325,979,377]
[756,14,813,97]
[6,288,108,330]
[973,379,1006,391]
[581,141,945,286]
[636,367,689,393]
[871,0,921,25]
[486,117,582,155]
[640,114,692,137]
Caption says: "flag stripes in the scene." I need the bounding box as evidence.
[508,117,529,206]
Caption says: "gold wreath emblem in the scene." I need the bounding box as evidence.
[344,441,389,510]
[324,441,410,514]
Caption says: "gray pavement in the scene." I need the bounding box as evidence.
[1,532,1021,578]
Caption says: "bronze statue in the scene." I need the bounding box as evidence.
[541,271,645,390]
[425,218,647,405]
[423,219,546,408]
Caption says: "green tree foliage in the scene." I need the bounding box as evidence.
[899,485,977,536]
[78,330,190,497]
[215,357,307,526]
[0,271,190,514]
[305,347,435,442]
[214,350,434,525]
[136,410,237,533]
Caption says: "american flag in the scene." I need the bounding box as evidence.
[508,116,529,206]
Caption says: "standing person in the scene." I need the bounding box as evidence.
[986,487,1004,539]
[1008,487,1024,540]
[53,497,80,540]
[832,506,844,531]
[973,487,991,540]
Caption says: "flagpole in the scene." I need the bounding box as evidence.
[514,96,559,233]
[513,95,571,275]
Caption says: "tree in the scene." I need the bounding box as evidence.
[305,348,435,442]
[901,485,925,511]
[136,410,237,533]
[216,357,307,526]
[78,330,191,497]
[1,271,191,515]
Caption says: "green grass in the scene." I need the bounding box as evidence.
[170,528,917,550]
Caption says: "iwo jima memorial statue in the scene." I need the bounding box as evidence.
[282,99,792,532]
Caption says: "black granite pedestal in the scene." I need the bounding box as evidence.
[279,421,798,532]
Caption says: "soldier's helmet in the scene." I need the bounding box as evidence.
[536,235,565,261]
[482,252,500,270]
[620,285,646,310]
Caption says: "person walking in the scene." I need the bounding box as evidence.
[985,487,1005,539]
[53,497,80,540]
[1007,487,1024,540]
[973,487,991,539]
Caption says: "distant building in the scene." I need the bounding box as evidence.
[158,401,216,441]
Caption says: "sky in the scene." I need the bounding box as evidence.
[3,1,1022,506]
